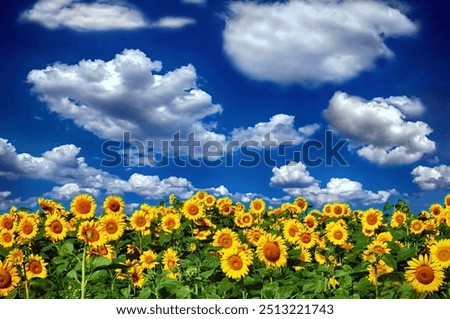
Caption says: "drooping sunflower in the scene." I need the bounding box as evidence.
[103,195,125,215]
[212,228,240,250]
[17,215,39,240]
[0,229,15,248]
[282,219,302,244]
[430,239,450,268]
[193,229,211,240]
[220,248,251,280]
[244,226,266,245]
[326,223,348,246]
[405,254,445,294]
[363,240,391,264]
[315,252,326,265]
[367,260,394,285]
[0,213,16,231]
[410,219,424,235]
[161,213,181,233]
[77,220,106,247]
[140,249,158,270]
[7,248,24,265]
[0,260,20,297]
[25,254,48,279]
[256,233,288,269]
[70,194,97,219]
[250,198,266,215]
[45,214,69,242]
[299,248,312,263]
[162,248,179,279]
[362,227,375,237]
[88,244,115,260]
[181,199,205,221]
[376,231,393,243]
[99,212,126,241]
[129,209,151,232]
[390,211,407,228]
[361,208,383,230]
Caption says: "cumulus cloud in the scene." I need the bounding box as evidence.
[0,191,23,210]
[151,17,196,29]
[323,92,435,165]
[27,49,224,145]
[270,162,396,206]
[21,0,148,31]
[231,114,319,146]
[411,165,450,190]
[223,0,417,85]
[0,138,196,200]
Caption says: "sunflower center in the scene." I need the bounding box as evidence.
[334,206,342,215]
[135,217,147,227]
[437,248,450,262]
[219,234,233,248]
[50,220,63,234]
[306,219,314,228]
[98,245,108,256]
[288,226,298,237]
[333,230,344,240]
[415,265,435,285]
[222,205,231,213]
[29,261,42,274]
[300,233,311,244]
[228,255,243,270]
[108,200,121,212]
[242,215,251,223]
[144,256,154,264]
[167,259,176,270]
[296,200,306,209]
[263,241,281,262]
[2,219,14,230]
[373,246,385,254]
[76,199,92,215]
[2,232,13,243]
[188,204,199,216]
[22,222,34,235]
[85,228,100,242]
[432,208,441,216]
[166,219,176,228]
[412,222,422,231]
[253,202,262,210]
[0,269,12,288]
[395,215,405,224]
[367,214,378,225]
[106,221,118,234]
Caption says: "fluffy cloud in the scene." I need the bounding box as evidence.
[0,138,196,200]
[270,162,396,206]
[21,0,148,31]
[231,114,319,146]
[223,0,417,85]
[0,191,23,211]
[411,165,450,190]
[151,17,196,29]
[27,49,224,144]
[323,92,435,165]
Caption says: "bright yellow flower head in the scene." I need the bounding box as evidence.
[0,229,15,248]
[283,219,303,244]
[256,233,288,269]
[390,211,407,228]
[250,198,266,215]
[430,239,450,268]
[77,220,106,247]
[326,223,348,246]
[70,194,97,219]
[103,195,125,215]
[182,199,205,221]
[212,228,240,250]
[161,213,181,233]
[140,249,158,270]
[45,214,69,242]
[0,260,21,297]
[405,254,445,294]
[368,260,394,285]
[26,254,48,279]
[361,208,383,230]
[220,248,252,280]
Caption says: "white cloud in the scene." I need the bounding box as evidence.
[270,162,396,206]
[21,0,148,31]
[411,165,450,190]
[231,114,319,146]
[270,161,317,188]
[223,0,417,85]
[323,92,435,165]
[152,17,196,29]
[27,49,224,145]
[45,183,101,200]
[181,0,207,5]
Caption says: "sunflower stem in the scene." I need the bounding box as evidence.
[22,262,29,299]
[81,244,86,299]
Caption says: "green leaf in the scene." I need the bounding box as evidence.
[176,286,191,299]
[199,269,215,279]
[397,246,417,262]
[60,240,75,256]
[217,278,233,295]
[382,254,397,270]
[138,286,152,299]
[121,286,131,298]
[159,233,172,246]
[383,202,392,211]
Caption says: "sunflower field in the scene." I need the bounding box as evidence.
[1,192,450,299]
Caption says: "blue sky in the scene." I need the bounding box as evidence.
[0,0,449,212]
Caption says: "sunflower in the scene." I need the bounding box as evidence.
[70,194,96,219]
[429,204,444,220]
[405,254,445,294]
[162,248,179,279]
[103,195,125,215]
[17,215,39,240]
[363,240,391,263]
[424,220,436,232]
[217,197,233,216]
[88,244,115,260]
[220,248,251,280]
[0,229,15,248]
[362,227,375,237]
[77,220,106,247]
[140,249,158,270]
[376,231,393,243]
[129,210,151,232]
[430,239,450,268]
[45,214,69,242]
[326,223,348,246]
[140,204,158,222]
[194,229,211,240]
[244,227,266,245]
[0,213,16,231]
[322,203,333,217]
[297,229,317,249]
[410,219,424,235]
[26,254,48,279]
[368,260,394,285]
[390,211,407,228]
[212,228,240,250]
[315,252,326,265]
[204,194,216,208]
[129,265,145,288]
[181,199,205,221]
[99,212,126,241]
[161,213,181,233]
[299,248,312,263]
[233,211,254,228]
[361,208,383,230]
[445,194,450,207]
[250,198,265,215]
[303,214,318,231]
[0,260,20,297]
[7,248,24,265]
[294,196,308,212]
[256,234,288,269]
[283,219,302,243]
[330,203,349,218]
